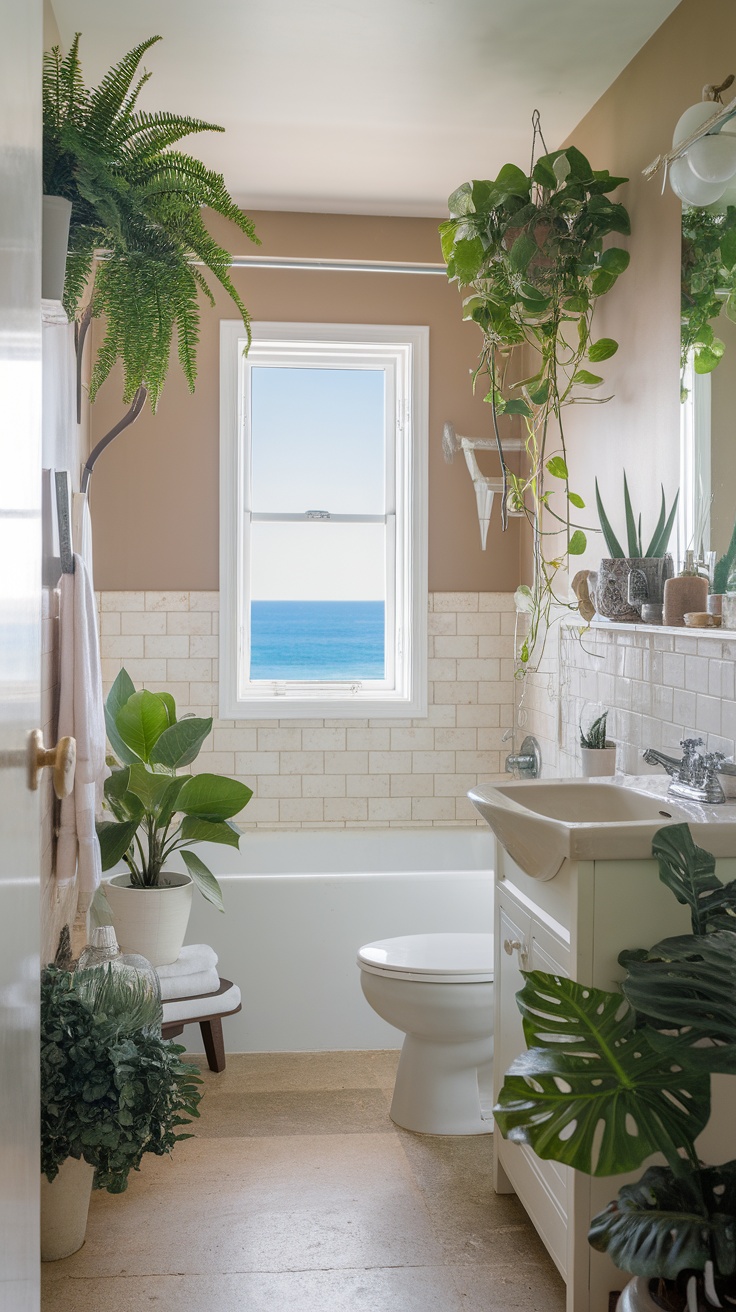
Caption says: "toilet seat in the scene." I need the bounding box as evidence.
[357,932,494,984]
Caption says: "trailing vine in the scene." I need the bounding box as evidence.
[441,140,630,670]
[681,203,736,395]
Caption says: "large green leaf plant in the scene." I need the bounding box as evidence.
[43,34,258,410]
[681,204,736,395]
[441,146,630,669]
[494,823,736,1309]
[41,964,201,1193]
[97,669,252,910]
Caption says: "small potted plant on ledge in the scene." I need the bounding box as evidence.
[580,707,616,777]
[97,669,252,965]
[577,474,679,624]
[494,823,736,1312]
[41,964,201,1261]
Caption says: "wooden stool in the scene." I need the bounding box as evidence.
[161,976,242,1073]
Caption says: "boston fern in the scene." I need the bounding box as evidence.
[41,966,202,1193]
[441,146,630,669]
[97,669,252,910]
[43,33,258,409]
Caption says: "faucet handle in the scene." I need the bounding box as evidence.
[703,751,726,777]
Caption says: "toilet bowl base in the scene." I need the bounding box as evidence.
[389,1032,494,1136]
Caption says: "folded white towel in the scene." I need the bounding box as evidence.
[158,967,221,1002]
[155,944,218,980]
[162,983,241,1026]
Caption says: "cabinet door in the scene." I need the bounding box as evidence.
[495,892,571,1279]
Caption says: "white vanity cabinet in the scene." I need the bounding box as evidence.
[492,840,736,1312]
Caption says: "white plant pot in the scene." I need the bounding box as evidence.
[580,743,617,777]
[617,1277,663,1312]
[41,1157,95,1261]
[42,195,72,302]
[104,872,193,967]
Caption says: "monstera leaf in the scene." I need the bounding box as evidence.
[652,824,736,935]
[621,930,736,1074]
[493,973,710,1177]
[589,1161,736,1280]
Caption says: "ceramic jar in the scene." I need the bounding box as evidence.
[41,1157,95,1261]
[578,556,673,623]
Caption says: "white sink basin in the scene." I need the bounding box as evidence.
[468,775,736,880]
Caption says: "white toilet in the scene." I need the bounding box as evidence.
[357,932,494,1135]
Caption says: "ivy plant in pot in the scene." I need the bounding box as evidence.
[441,142,631,670]
[494,823,736,1312]
[41,963,201,1260]
[97,669,252,966]
[579,708,616,776]
[42,33,258,408]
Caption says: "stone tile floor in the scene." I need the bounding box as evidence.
[42,1051,565,1311]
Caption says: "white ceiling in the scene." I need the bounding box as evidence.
[52,0,681,217]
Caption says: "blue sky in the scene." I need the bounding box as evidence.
[250,366,387,600]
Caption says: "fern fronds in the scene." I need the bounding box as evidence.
[42,32,258,410]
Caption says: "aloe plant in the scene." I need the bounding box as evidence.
[494,823,736,1306]
[97,669,253,910]
[713,517,736,594]
[579,710,609,750]
[595,473,679,559]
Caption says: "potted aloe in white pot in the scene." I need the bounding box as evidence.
[580,707,617,776]
[97,670,252,965]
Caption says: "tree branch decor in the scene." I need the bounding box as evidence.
[441,141,630,670]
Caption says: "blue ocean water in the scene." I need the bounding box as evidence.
[250,600,385,680]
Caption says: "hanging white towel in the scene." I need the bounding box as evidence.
[56,551,108,907]
[71,492,95,580]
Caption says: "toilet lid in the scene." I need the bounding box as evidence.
[357,933,494,983]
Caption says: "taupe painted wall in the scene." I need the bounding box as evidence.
[558,0,736,569]
[89,212,521,591]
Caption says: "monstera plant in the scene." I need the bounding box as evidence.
[441,143,630,669]
[495,823,736,1311]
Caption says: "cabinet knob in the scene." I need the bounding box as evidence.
[28,729,76,798]
[503,937,527,963]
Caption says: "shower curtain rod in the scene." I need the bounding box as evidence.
[95,252,447,277]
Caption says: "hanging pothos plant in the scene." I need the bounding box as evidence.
[681,204,736,395]
[441,142,631,670]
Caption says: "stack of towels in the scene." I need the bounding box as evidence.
[156,945,241,1028]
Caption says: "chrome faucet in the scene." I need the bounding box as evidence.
[505,735,542,779]
[642,737,726,804]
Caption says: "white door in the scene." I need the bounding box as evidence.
[0,2,43,1308]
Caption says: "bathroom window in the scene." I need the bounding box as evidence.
[219,321,428,718]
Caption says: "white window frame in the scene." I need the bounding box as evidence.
[220,321,428,719]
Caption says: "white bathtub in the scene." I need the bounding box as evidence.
[180,827,494,1053]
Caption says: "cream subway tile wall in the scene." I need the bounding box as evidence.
[522,623,736,779]
[98,592,518,828]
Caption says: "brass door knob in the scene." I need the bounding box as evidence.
[28,729,76,798]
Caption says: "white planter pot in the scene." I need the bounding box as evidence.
[581,743,617,777]
[104,872,193,966]
[42,195,72,302]
[41,1157,95,1261]
[617,1277,664,1312]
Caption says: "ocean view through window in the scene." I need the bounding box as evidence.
[220,321,428,718]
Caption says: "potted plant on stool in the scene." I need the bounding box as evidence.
[494,823,736,1312]
[97,669,252,965]
[41,964,201,1260]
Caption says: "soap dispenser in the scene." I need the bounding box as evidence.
[662,550,708,626]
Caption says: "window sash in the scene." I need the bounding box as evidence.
[219,320,427,720]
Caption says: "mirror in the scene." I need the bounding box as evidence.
[680,200,736,576]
